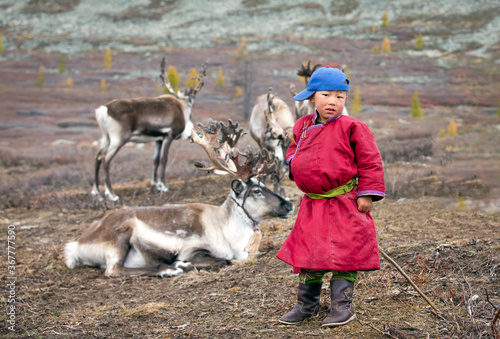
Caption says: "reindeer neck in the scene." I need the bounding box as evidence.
[220,193,256,231]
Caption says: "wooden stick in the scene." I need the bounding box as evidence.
[491,307,500,339]
[378,245,442,314]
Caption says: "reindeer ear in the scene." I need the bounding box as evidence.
[231,179,245,195]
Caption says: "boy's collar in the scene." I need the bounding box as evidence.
[313,110,343,124]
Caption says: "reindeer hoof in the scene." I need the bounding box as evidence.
[90,188,105,202]
[174,261,193,271]
[154,182,169,193]
[159,267,183,277]
[104,191,120,202]
[105,194,120,202]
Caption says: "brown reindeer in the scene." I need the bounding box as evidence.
[65,119,294,277]
[91,58,207,201]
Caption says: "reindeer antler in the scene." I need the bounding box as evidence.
[193,62,207,94]
[159,57,180,98]
[266,87,277,114]
[264,87,282,141]
[297,61,322,86]
[192,119,279,182]
[185,62,208,97]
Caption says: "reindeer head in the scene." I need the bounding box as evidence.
[192,119,293,221]
[264,87,286,143]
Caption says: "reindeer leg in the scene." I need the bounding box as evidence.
[105,231,184,277]
[183,249,231,271]
[91,137,110,201]
[151,139,162,187]
[102,138,127,202]
[120,240,184,277]
[91,151,104,201]
[155,136,174,192]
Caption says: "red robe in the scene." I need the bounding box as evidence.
[276,112,385,272]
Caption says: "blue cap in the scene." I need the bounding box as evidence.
[293,66,349,101]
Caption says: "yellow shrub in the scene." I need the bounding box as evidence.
[447,121,457,136]
[185,68,199,88]
[166,66,180,94]
[35,66,45,87]
[215,67,225,86]
[381,37,391,53]
[414,34,424,50]
[234,39,249,60]
[0,33,4,54]
[457,199,466,210]
[343,65,350,78]
[104,48,112,70]
[410,91,424,118]
[59,54,66,74]
[350,87,362,114]
[381,11,390,27]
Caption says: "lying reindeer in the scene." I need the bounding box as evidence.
[91,58,206,201]
[65,119,294,277]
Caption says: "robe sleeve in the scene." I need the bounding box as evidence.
[350,122,385,201]
[285,117,306,182]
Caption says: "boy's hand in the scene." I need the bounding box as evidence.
[357,196,373,213]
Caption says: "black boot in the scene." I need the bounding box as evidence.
[322,279,355,327]
[279,282,322,325]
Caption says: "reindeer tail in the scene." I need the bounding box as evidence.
[64,242,80,269]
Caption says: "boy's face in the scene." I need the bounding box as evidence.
[310,90,347,123]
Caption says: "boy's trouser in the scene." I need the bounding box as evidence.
[299,269,358,284]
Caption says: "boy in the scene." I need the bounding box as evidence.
[277,66,385,327]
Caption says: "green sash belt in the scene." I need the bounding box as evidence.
[305,178,357,200]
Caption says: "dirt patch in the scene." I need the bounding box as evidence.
[1,185,499,338]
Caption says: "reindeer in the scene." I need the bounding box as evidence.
[289,61,349,118]
[249,88,295,196]
[65,119,294,277]
[91,58,207,201]
[249,88,295,165]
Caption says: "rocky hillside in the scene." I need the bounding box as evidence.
[1,0,499,59]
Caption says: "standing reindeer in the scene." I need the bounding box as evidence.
[249,88,295,196]
[249,87,295,166]
[289,61,349,118]
[65,119,294,277]
[91,58,207,201]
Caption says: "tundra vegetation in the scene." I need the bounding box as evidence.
[0,1,499,337]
